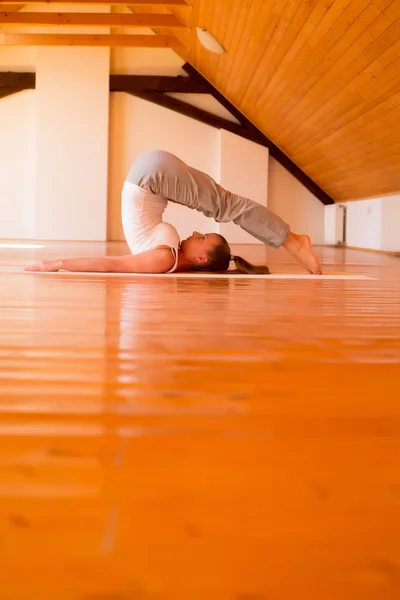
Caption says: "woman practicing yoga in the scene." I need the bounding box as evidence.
[26,150,322,275]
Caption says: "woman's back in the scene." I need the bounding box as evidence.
[121,181,180,266]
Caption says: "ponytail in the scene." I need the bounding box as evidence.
[230,255,270,275]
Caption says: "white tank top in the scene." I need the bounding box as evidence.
[121,181,180,273]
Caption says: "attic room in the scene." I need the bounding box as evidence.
[0,1,399,598]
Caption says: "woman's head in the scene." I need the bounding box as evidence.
[180,231,270,274]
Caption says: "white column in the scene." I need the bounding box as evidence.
[342,199,382,250]
[217,129,269,244]
[34,46,110,240]
[324,204,345,245]
[380,195,400,252]
[0,91,36,239]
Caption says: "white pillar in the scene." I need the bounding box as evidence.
[34,46,110,240]
[0,91,36,239]
[324,204,345,245]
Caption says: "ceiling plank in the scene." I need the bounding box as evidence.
[0,12,187,27]
[110,74,208,93]
[0,33,186,47]
[0,0,189,4]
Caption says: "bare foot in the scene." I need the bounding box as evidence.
[282,232,322,274]
[25,260,62,272]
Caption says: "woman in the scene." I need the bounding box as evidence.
[26,150,322,275]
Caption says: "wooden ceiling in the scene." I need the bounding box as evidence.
[1,0,399,202]
[187,0,400,202]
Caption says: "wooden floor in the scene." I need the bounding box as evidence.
[1,241,400,600]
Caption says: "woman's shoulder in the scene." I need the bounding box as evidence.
[152,223,180,273]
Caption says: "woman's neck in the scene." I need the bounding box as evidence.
[175,249,193,272]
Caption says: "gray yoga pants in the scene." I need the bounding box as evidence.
[126,150,290,248]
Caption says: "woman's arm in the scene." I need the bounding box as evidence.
[25,247,175,274]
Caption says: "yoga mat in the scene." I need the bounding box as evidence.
[0,266,376,280]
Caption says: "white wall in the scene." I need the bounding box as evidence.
[0,47,36,72]
[343,198,382,250]
[111,43,184,77]
[268,157,325,244]
[339,194,400,251]
[380,196,400,251]
[0,91,36,239]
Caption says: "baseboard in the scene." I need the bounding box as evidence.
[327,244,400,256]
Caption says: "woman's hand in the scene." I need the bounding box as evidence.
[25,260,62,272]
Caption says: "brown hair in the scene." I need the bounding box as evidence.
[194,234,270,275]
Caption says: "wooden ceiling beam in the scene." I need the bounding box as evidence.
[110,74,208,93]
[0,71,35,100]
[0,87,27,99]
[0,33,186,47]
[0,12,187,28]
[0,72,35,88]
[0,4,24,10]
[0,72,206,94]
[182,63,334,206]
